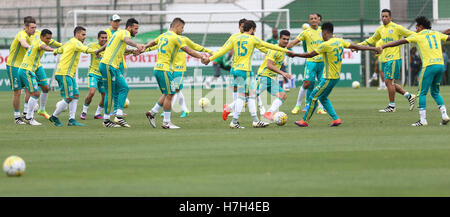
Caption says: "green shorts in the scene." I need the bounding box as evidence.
[6,65,21,90]
[256,76,284,96]
[304,61,324,82]
[173,71,184,90]
[18,68,39,92]
[230,67,238,88]
[154,69,176,95]
[34,66,49,86]
[382,59,401,80]
[234,69,256,94]
[88,74,105,93]
[55,75,79,99]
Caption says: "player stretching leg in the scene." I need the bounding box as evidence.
[291,22,378,127]
[256,30,292,120]
[49,26,100,127]
[205,20,293,128]
[143,18,204,129]
[17,29,56,125]
[379,16,450,126]
[287,13,327,115]
[357,9,416,113]
[81,31,108,120]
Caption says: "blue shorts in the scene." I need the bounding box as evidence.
[256,76,284,96]
[154,69,176,95]
[6,65,21,90]
[304,61,324,82]
[18,68,39,92]
[55,75,79,99]
[34,66,49,86]
[173,71,184,90]
[88,74,105,93]
[382,59,401,80]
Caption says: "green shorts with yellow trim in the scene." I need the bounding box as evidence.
[173,71,185,90]
[256,76,284,96]
[18,68,39,92]
[34,66,49,86]
[234,69,256,94]
[382,59,401,80]
[88,73,105,93]
[154,69,176,95]
[304,61,324,82]
[55,75,79,99]
[6,65,21,90]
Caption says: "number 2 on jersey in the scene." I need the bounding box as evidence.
[237,41,248,56]
[159,38,169,54]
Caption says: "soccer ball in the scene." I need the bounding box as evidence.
[3,156,26,177]
[352,81,361,89]
[273,112,288,126]
[198,97,210,109]
[124,98,130,108]
[302,23,310,30]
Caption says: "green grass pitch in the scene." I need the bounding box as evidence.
[1,86,450,196]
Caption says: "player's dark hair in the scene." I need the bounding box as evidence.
[279,30,290,38]
[415,16,431,29]
[41,29,52,37]
[381,9,391,17]
[239,18,247,26]
[309,13,322,20]
[98,30,107,38]
[321,22,334,33]
[126,18,139,28]
[73,26,86,36]
[243,20,256,32]
[24,16,36,26]
[170,18,185,28]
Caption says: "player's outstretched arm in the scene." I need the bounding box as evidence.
[349,43,380,53]
[287,38,300,49]
[293,50,319,59]
[181,46,203,59]
[143,40,157,50]
[260,41,289,53]
[267,59,292,80]
[381,39,408,49]
[208,42,233,63]
[39,44,55,52]
[49,39,62,48]
[19,39,31,50]
[186,37,212,53]
[443,28,450,35]
[124,37,144,52]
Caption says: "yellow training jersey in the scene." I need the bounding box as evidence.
[210,33,289,71]
[296,27,323,62]
[153,31,185,71]
[375,40,383,57]
[87,42,104,76]
[19,38,46,72]
[406,29,449,68]
[314,38,351,79]
[7,30,31,68]
[359,21,414,62]
[173,36,211,72]
[101,29,131,69]
[54,37,96,77]
[257,46,286,79]
[105,28,127,69]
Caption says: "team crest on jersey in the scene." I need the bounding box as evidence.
[389,29,393,34]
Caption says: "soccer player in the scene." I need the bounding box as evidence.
[80,31,108,120]
[6,16,36,124]
[378,16,450,126]
[105,14,129,116]
[205,20,294,129]
[143,18,205,129]
[98,18,145,128]
[357,9,416,113]
[291,22,378,127]
[49,26,100,127]
[256,30,292,120]
[17,29,56,125]
[287,13,327,115]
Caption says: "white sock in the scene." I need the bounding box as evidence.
[232,92,238,113]
[233,97,244,120]
[14,111,21,118]
[116,109,123,117]
[178,92,188,111]
[440,105,449,120]
[403,92,411,99]
[82,104,89,113]
[24,102,28,113]
[228,101,235,111]
[95,106,103,116]
[257,95,263,107]
[53,100,68,118]
[296,86,307,107]
[151,102,162,115]
[163,111,171,123]
[39,92,48,111]
[268,98,283,113]
[171,93,178,108]
[69,99,78,120]
[381,82,386,88]
[419,108,427,123]
[26,97,38,119]
[318,101,324,109]
[248,97,257,117]
[104,114,111,120]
